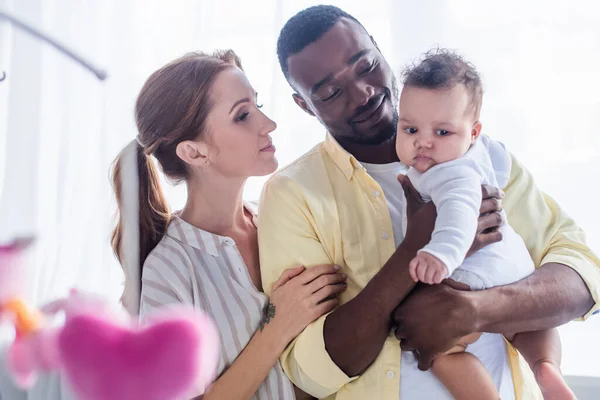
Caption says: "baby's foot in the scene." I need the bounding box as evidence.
[534,361,576,400]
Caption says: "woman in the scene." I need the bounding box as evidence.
[110,50,347,399]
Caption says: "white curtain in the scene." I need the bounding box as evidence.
[0,0,598,392]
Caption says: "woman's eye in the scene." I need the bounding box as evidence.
[235,112,249,122]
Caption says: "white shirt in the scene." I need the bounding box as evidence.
[360,161,408,246]
[406,136,534,290]
[362,157,515,400]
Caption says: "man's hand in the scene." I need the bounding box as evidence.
[468,185,505,256]
[393,282,476,371]
[392,183,504,371]
[397,175,436,253]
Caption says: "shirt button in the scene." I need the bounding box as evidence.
[387,370,395,378]
[373,190,380,198]
[382,232,389,240]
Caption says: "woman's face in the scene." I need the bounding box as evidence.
[200,67,278,179]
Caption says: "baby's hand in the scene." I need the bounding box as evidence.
[409,252,448,284]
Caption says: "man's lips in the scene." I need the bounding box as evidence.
[352,94,385,124]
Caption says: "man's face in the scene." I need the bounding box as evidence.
[287,18,398,145]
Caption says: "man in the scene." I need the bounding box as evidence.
[258,5,599,399]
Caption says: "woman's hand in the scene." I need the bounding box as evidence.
[198,264,345,400]
[267,264,347,345]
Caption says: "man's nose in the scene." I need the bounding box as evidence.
[351,81,375,107]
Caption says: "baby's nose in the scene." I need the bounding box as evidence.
[416,138,433,148]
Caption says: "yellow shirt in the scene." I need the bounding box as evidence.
[258,133,600,400]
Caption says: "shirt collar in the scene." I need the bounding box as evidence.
[166,217,224,257]
[323,133,365,180]
[165,202,258,257]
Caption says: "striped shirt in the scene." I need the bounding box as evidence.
[139,205,295,399]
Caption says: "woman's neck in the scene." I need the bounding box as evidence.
[179,174,250,237]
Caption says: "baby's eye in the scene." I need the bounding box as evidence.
[436,130,450,136]
[404,127,417,134]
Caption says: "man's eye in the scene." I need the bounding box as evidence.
[321,89,341,102]
[359,60,377,75]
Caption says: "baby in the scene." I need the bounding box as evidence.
[395,49,575,400]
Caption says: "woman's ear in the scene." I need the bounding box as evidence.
[176,140,212,167]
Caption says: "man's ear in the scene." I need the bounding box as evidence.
[471,121,482,143]
[292,93,315,116]
[370,35,380,51]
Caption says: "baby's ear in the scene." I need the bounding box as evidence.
[471,121,482,143]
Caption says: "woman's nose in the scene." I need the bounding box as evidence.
[263,116,276,134]
[259,111,277,135]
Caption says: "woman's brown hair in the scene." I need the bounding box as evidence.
[111,50,243,314]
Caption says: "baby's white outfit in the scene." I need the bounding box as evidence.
[405,135,534,290]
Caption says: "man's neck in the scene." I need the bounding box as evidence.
[337,136,399,164]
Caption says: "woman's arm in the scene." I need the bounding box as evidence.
[200,264,345,400]
[138,259,345,400]
[198,318,290,399]
[141,258,273,400]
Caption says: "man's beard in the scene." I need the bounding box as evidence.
[349,108,398,145]
[347,76,399,146]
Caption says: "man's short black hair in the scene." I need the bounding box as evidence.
[277,5,364,81]
[402,48,484,118]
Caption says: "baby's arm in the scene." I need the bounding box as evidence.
[409,251,448,284]
[411,162,483,283]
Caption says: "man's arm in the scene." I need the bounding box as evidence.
[475,153,599,330]
[394,153,599,370]
[258,175,426,396]
[259,173,504,388]
[322,245,421,377]
[474,263,594,334]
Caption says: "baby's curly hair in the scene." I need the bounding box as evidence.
[402,48,483,118]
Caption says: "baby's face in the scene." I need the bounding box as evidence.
[396,84,481,173]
